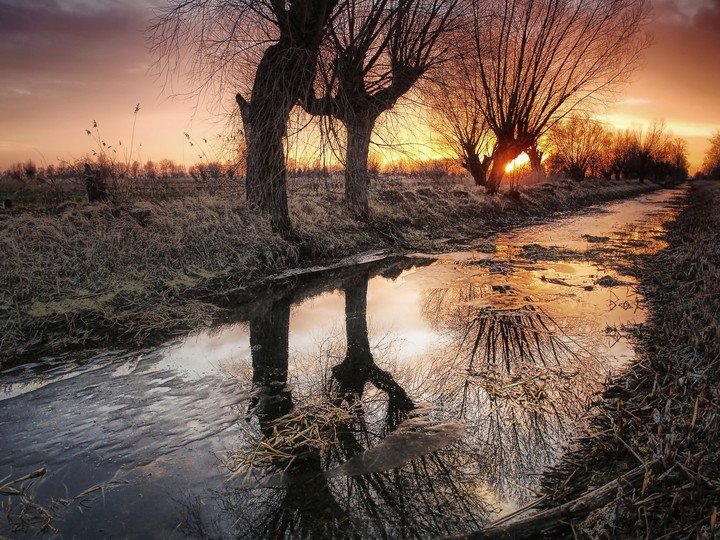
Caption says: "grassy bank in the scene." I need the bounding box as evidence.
[530,181,720,538]
[0,176,660,361]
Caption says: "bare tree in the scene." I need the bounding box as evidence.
[664,137,689,180]
[702,131,720,179]
[626,121,669,182]
[303,0,460,220]
[546,114,609,181]
[602,129,635,180]
[469,0,650,193]
[151,0,341,236]
[425,60,495,186]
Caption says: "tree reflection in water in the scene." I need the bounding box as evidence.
[417,282,608,501]
[204,271,489,539]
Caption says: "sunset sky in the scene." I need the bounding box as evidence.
[0,0,718,171]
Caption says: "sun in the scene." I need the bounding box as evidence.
[505,153,531,173]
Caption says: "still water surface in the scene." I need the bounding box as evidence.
[0,188,686,538]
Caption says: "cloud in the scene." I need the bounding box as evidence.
[0,1,152,80]
[693,0,720,36]
[618,97,654,106]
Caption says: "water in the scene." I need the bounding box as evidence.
[0,188,686,538]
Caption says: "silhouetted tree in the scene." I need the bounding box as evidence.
[546,114,610,181]
[143,160,157,179]
[469,0,650,193]
[626,121,669,182]
[702,131,720,179]
[303,0,459,219]
[425,60,495,186]
[664,137,689,181]
[151,0,342,236]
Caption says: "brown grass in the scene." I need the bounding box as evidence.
[540,180,720,538]
[0,175,660,360]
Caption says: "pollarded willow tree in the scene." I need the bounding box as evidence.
[150,0,342,236]
[302,0,460,220]
[469,0,650,193]
[424,59,495,186]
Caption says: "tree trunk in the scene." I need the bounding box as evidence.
[249,298,293,429]
[242,43,319,236]
[569,166,586,182]
[463,146,491,187]
[527,146,545,177]
[344,115,375,221]
[487,146,518,194]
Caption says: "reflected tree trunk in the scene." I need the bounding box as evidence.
[247,295,347,536]
[248,298,293,429]
[333,272,414,422]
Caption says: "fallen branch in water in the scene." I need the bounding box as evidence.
[452,463,649,539]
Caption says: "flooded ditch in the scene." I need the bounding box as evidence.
[0,187,687,538]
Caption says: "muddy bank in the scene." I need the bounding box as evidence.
[0,178,660,361]
[465,181,719,538]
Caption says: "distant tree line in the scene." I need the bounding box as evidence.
[0,158,244,183]
[545,117,689,182]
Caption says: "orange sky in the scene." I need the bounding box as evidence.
[0,0,718,171]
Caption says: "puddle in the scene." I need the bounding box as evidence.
[0,187,687,538]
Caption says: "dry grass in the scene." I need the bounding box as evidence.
[540,180,720,538]
[228,400,355,473]
[0,466,125,536]
[0,176,660,361]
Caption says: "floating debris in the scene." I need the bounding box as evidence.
[594,275,626,287]
[581,234,611,243]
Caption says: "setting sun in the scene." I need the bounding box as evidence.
[505,153,531,173]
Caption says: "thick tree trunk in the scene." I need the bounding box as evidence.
[569,166,586,182]
[242,43,319,237]
[463,146,491,187]
[527,145,545,177]
[344,115,375,221]
[487,139,528,194]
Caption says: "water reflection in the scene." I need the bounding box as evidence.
[332,272,414,425]
[413,280,607,503]
[208,271,488,539]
